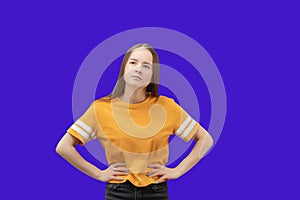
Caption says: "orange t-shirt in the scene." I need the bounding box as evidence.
[67,95,200,187]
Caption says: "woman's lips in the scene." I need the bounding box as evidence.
[132,75,142,80]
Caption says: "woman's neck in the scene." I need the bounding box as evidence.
[119,85,147,104]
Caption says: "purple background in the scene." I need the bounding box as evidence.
[1,1,299,199]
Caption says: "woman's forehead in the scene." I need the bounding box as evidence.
[129,48,153,63]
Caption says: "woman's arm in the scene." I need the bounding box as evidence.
[174,125,213,176]
[147,126,213,183]
[56,133,128,182]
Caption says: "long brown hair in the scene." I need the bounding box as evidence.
[106,43,160,100]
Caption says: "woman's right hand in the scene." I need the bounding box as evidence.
[97,162,129,182]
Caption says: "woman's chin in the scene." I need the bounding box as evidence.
[126,82,148,89]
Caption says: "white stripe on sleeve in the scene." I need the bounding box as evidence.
[75,120,96,139]
[175,115,192,136]
[70,124,89,140]
[179,119,197,140]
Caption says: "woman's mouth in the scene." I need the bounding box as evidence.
[132,75,142,80]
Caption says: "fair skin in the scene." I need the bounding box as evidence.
[119,47,153,104]
[56,47,213,183]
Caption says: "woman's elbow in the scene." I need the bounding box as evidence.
[55,142,65,155]
[206,133,214,149]
[194,128,214,148]
[55,133,79,155]
[55,139,70,156]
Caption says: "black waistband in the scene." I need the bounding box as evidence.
[107,180,167,190]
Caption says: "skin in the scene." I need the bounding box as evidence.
[119,47,153,104]
[56,47,213,184]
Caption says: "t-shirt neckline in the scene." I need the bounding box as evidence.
[115,96,151,107]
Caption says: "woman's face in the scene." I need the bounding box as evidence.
[123,48,153,89]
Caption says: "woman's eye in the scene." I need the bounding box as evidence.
[129,61,135,65]
[143,65,150,69]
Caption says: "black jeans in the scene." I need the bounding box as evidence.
[105,180,169,200]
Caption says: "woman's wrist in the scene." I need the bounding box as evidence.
[95,170,104,181]
[174,166,185,178]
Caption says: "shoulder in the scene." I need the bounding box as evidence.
[82,96,112,111]
[153,95,176,106]
[93,95,113,104]
[157,95,173,102]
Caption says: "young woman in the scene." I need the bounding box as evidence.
[56,43,213,200]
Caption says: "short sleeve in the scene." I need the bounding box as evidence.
[172,99,200,142]
[67,102,98,146]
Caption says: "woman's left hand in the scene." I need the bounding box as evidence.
[146,163,181,183]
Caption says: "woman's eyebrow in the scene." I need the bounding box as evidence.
[129,58,152,65]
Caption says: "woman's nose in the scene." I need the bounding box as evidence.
[135,64,142,72]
